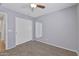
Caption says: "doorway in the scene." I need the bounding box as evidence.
[0,13,5,52]
[0,12,7,52]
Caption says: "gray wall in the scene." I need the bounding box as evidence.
[36,5,78,51]
[77,4,79,51]
[0,6,34,49]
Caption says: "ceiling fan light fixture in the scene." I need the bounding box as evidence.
[30,3,37,8]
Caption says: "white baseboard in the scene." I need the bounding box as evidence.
[35,40,78,55]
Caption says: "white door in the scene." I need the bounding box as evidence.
[35,22,43,38]
[16,17,32,45]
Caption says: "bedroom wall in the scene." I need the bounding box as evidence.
[77,4,79,51]
[35,5,78,51]
[0,6,34,49]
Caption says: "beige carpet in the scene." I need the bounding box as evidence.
[0,40,77,56]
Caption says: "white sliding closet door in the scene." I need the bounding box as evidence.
[16,17,32,45]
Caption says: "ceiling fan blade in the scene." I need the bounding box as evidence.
[37,4,45,9]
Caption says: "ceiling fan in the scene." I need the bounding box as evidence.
[23,3,46,12]
[30,3,45,9]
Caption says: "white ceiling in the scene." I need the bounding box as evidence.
[1,3,76,18]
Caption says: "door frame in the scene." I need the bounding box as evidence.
[0,12,8,50]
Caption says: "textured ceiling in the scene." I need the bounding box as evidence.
[1,3,76,18]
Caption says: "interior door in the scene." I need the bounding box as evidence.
[16,17,32,45]
[35,22,43,38]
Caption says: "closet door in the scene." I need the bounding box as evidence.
[16,17,32,45]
